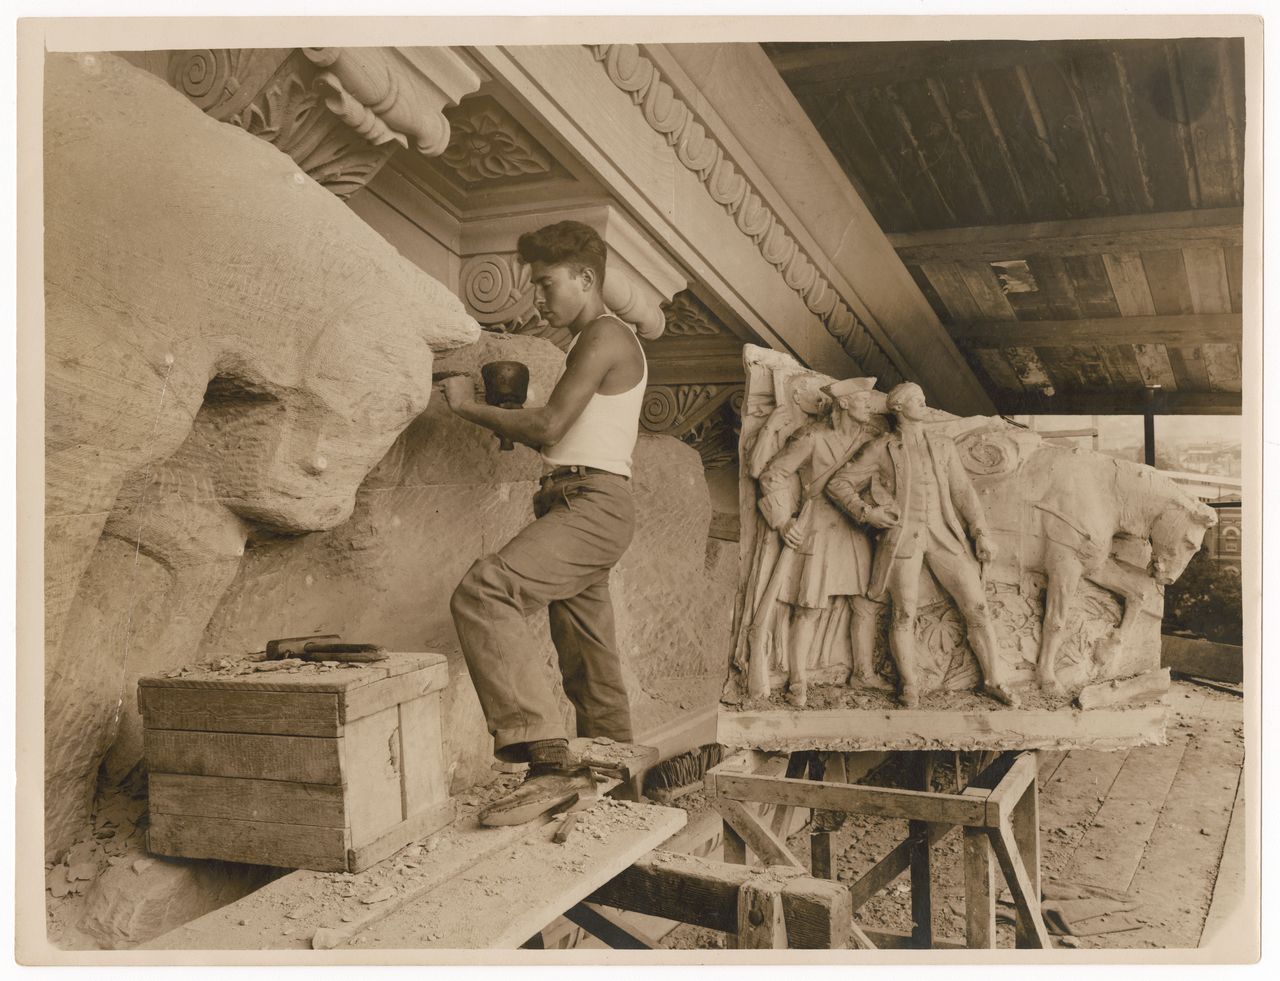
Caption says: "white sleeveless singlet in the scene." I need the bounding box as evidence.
[540,317,647,478]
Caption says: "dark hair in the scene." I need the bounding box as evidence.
[516,221,607,288]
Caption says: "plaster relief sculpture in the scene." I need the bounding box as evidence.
[722,346,1217,753]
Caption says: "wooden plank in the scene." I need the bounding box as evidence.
[737,876,789,948]
[357,800,686,949]
[1077,667,1171,709]
[908,820,933,947]
[339,662,448,725]
[781,874,856,950]
[919,262,984,323]
[717,704,1168,753]
[952,312,1240,348]
[341,706,405,845]
[148,772,346,828]
[995,388,1239,415]
[717,771,989,826]
[934,72,1030,221]
[712,798,804,868]
[1004,347,1055,389]
[147,812,351,871]
[1223,244,1244,313]
[139,686,342,737]
[589,849,747,933]
[1161,635,1244,684]
[1062,736,1189,894]
[345,799,455,874]
[1102,252,1158,316]
[955,262,1018,321]
[1020,59,1110,217]
[848,822,954,913]
[1019,256,1085,320]
[1166,344,1212,392]
[1202,344,1242,393]
[1178,39,1242,208]
[1119,712,1244,949]
[1010,765,1042,948]
[852,83,956,228]
[1096,345,1145,389]
[563,902,661,950]
[1038,748,1130,880]
[887,207,1242,262]
[399,693,447,816]
[1133,344,1179,390]
[815,88,922,231]
[1200,773,1246,945]
[1071,50,1154,213]
[892,76,993,226]
[1116,42,1198,211]
[964,824,998,948]
[861,928,965,950]
[990,822,1051,948]
[138,653,446,693]
[1063,253,1122,318]
[143,729,342,784]
[1183,246,1233,314]
[973,64,1071,219]
[972,349,1025,392]
[1141,248,1194,315]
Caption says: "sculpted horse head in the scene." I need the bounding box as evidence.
[1117,465,1218,585]
[1149,498,1218,585]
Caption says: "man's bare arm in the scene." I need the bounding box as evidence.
[443,321,629,448]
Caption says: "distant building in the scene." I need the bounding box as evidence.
[1199,494,1242,571]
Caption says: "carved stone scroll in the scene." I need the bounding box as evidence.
[161,46,481,198]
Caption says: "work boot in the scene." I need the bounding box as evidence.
[478,765,596,827]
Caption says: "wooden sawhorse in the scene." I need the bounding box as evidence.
[705,749,1050,949]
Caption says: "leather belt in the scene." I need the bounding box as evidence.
[541,465,626,482]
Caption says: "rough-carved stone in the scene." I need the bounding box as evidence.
[44,52,481,855]
[161,46,481,197]
[198,332,735,797]
[723,346,1216,748]
[441,95,556,182]
[590,44,899,385]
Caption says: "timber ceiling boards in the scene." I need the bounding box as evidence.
[763,38,1246,415]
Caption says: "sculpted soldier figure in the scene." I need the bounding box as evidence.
[827,382,1020,708]
[756,377,883,707]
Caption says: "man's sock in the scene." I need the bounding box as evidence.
[526,738,570,776]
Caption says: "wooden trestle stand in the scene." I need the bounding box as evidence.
[705,748,1051,949]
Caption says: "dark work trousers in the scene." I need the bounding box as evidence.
[450,471,636,763]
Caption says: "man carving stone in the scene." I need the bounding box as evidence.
[442,221,647,825]
[827,382,1019,708]
[756,377,883,707]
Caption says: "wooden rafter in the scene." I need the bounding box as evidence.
[888,207,1243,262]
[997,389,1241,416]
[954,312,1240,348]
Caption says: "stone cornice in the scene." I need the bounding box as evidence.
[590,43,902,387]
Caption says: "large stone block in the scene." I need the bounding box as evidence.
[198,332,735,791]
[44,51,480,852]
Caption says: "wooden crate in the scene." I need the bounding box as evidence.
[140,653,454,872]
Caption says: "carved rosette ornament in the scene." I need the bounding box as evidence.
[589,44,902,385]
[441,100,556,183]
[165,47,480,198]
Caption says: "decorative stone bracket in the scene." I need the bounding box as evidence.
[457,204,687,347]
[163,47,481,198]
